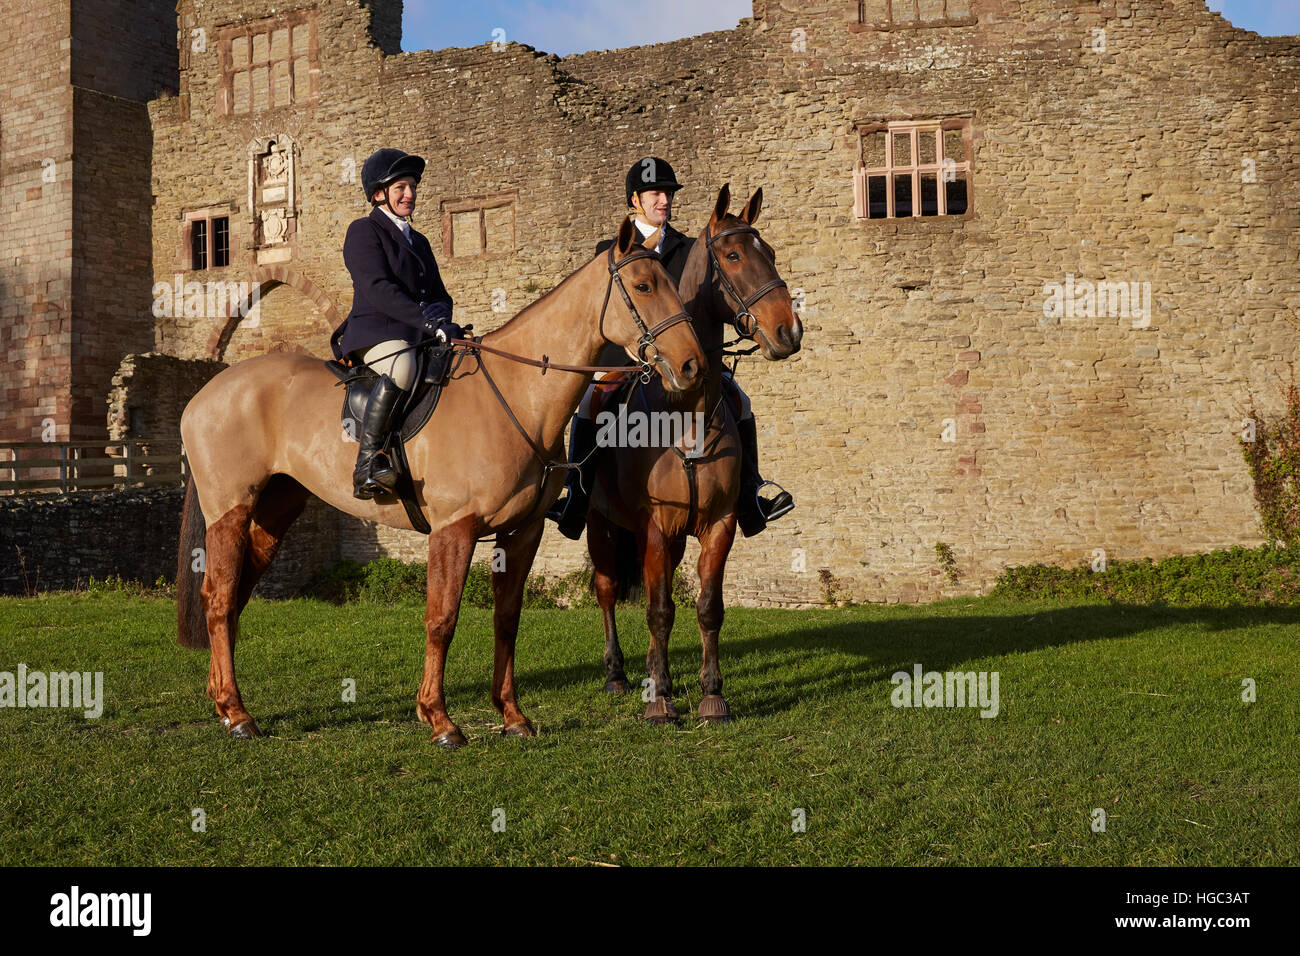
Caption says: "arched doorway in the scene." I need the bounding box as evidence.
[210,267,338,363]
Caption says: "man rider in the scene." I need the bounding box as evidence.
[546,156,793,539]
[329,148,462,500]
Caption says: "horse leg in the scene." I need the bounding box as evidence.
[640,521,682,724]
[235,475,309,613]
[695,515,738,723]
[490,518,544,737]
[588,509,629,693]
[417,514,478,750]
[200,502,260,737]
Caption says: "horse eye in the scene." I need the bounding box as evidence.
[635,282,651,293]
[726,251,741,262]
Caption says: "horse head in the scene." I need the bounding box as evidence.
[605,215,706,392]
[702,184,803,360]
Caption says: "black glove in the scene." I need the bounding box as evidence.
[418,302,456,343]
[437,320,465,344]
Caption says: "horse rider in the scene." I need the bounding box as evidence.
[329,148,463,500]
[546,156,794,539]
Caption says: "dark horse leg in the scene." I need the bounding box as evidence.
[417,514,478,750]
[202,502,255,736]
[204,476,310,738]
[588,509,630,693]
[490,518,544,737]
[236,475,310,614]
[640,520,687,724]
[695,515,737,722]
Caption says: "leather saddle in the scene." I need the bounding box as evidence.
[323,342,462,534]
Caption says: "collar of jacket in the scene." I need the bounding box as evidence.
[369,205,419,247]
[658,222,686,257]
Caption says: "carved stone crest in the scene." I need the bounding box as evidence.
[248,135,297,263]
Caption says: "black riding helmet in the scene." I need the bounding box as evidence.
[361,148,426,213]
[625,156,682,208]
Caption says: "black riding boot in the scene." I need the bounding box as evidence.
[736,415,795,537]
[353,374,405,500]
[546,416,599,540]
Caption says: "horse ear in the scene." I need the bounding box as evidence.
[615,214,637,256]
[741,187,763,225]
[709,184,731,228]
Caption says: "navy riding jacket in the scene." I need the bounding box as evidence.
[330,207,453,361]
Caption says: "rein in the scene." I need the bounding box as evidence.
[356,245,693,380]
[456,243,694,533]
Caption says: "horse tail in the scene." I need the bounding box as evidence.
[176,475,210,649]
[611,526,644,604]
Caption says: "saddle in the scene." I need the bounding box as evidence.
[323,342,462,535]
[589,369,741,527]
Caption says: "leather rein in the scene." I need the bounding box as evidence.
[450,243,694,534]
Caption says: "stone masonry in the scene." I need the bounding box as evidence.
[0,0,176,444]
[3,0,1299,605]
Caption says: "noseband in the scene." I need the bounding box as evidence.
[704,224,788,338]
[600,244,693,374]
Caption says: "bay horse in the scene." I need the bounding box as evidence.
[585,184,802,723]
[176,216,705,749]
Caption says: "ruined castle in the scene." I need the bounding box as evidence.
[3,0,1298,605]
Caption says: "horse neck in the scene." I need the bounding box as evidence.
[478,258,617,444]
[677,234,726,414]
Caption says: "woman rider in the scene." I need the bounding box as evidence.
[329,148,461,500]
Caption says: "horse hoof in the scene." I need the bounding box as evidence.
[229,720,261,739]
[698,695,732,723]
[502,721,535,738]
[604,679,630,694]
[643,697,679,725]
[433,729,468,750]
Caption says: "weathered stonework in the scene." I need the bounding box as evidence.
[0,485,338,597]
[4,0,1300,605]
[0,0,176,444]
[107,353,227,442]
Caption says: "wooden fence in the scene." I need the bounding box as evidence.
[0,439,187,494]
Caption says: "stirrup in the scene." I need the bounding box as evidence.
[355,450,398,499]
[756,480,794,521]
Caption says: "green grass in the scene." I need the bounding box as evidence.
[0,592,1295,865]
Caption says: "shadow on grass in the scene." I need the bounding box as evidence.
[248,601,1300,733]
[709,602,1300,718]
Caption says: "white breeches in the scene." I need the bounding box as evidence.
[361,339,416,391]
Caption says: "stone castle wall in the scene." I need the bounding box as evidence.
[0,0,177,443]
[1,1,75,444]
[9,0,1300,605]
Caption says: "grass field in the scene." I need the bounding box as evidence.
[0,591,1295,866]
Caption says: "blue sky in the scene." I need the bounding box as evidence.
[401,1,1299,57]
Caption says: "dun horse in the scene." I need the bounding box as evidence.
[586,185,802,723]
[176,217,705,749]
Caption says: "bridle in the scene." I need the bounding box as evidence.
[598,243,693,374]
[704,224,788,339]
[451,240,695,537]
